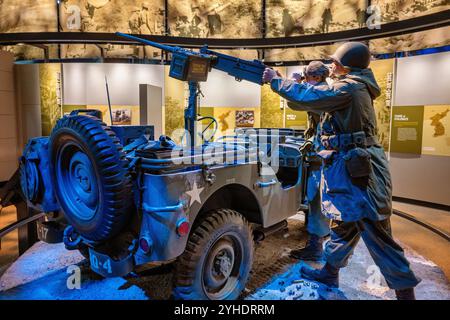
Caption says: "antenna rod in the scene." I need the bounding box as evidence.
[105,75,113,125]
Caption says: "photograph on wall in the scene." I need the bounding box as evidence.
[59,0,165,33]
[266,0,366,38]
[59,0,164,58]
[371,0,450,24]
[0,0,57,60]
[0,0,56,33]
[421,105,450,157]
[390,105,424,155]
[168,0,262,38]
[112,108,132,125]
[235,110,255,127]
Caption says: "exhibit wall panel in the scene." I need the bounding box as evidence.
[260,67,286,128]
[422,105,450,157]
[390,153,450,206]
[14,64,42,147]
[63,63,165,106]
[394,51,450,106]
[389,51,450,206]
[164,66,186,141]
[200,69,261,108]
[0,51,18,181]
[371,58,395,150]
[284,65,308,130]
[40,64,62,136]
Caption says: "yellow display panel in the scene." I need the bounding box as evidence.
[285,109,308,130]
[40,63,63,136]
[164,66,186,141]
[371,58,395,150]
[260,67,286,128]
[390,105,424,155]
[422,105,450,157]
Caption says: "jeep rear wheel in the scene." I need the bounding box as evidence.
[173,209,254,300]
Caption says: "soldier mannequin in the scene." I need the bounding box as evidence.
[289,62,330,261]
[263,42,420,300]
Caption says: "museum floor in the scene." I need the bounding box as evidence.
[0,203,449,300]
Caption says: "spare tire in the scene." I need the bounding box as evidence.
[49,115,132,242]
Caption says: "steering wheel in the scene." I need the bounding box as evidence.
[197,116,218,143]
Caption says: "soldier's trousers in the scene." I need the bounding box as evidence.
[324,218,421,290]
[306,168,330,238]
[306,184,330,238]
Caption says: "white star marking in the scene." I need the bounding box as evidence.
[186,180,204,206]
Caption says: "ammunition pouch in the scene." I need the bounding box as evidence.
[320,131,378,151]
[343,147,372,178]
[306,154,322,171]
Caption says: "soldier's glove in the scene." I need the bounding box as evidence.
[262,68,281,83]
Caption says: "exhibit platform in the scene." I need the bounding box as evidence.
[0,219,448,300]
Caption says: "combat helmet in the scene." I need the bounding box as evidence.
[305,61,330,77]
[330,42,371,69]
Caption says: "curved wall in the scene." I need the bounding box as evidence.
[1,1,449,61]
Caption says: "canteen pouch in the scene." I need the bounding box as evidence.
[343,147,372,178]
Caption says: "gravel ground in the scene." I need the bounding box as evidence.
[0,219,449,300]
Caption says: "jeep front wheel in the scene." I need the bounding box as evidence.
[173,209,254,300]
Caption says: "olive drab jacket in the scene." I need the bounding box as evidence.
[270,69,392,222]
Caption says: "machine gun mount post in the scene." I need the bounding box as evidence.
[186,81,199,148]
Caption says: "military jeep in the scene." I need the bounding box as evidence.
[14,34,314,300]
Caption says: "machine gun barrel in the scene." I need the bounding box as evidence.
[116,32,211,58]
[116,32,179,53]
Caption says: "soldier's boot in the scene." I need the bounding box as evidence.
[290,234,324,261]
[395,288,416,300]
[300,263,340,288]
